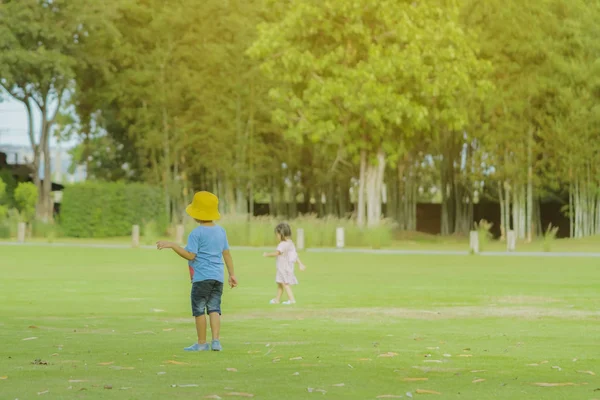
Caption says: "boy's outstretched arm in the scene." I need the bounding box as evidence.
[223,249,238,288]
[156,241,195,261]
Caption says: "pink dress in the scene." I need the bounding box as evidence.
[275,240,299,285]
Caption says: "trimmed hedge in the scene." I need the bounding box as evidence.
[60,182,167,237]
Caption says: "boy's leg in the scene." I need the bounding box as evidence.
[195,315,208,344]
[209,312,220,340]
[206,281,224,351]
[186,281,210,351]
[283,284,296,303]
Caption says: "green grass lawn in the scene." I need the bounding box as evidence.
[0,247,599,399]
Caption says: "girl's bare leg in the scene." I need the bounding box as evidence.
[283,284,296,303]
[275,283,284,303]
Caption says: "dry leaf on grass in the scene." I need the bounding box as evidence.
[403,378,429,382]
[332,383,345,387]
[577,370,595,376]
[0,376,7,380]
[109,366,135,370]
[379,352,399,358]
[472,379,486,383]
[226,368,238,372]
[163,328,174,332]
[98,362,114,366]
[23,337,38,341]
[224,392,254,397]
[104,385,113,390]
[165,360,189,365]
[31,359,48,365]
[51,353,59,357]
[37,390,49,395]
[29,325,39,329]
[415,389,442,395]
[533,382,577,387]
[540,361,549,364]
[172,384,199,388]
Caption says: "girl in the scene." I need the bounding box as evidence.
[263,222,306,305]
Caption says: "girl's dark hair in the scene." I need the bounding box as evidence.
[275,222,292,238]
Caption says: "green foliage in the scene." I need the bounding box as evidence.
[0,171,16,208]
[0,177,7,222]
[32,221,63,243]
[187,215,394,249]
[543,224,560,252]
[14,182,38,223]
[60,182,167,238]
[473,219,493,253]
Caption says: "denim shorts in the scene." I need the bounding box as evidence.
[191,280,223,317]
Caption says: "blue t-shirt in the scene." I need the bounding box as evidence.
[184,225,229,283]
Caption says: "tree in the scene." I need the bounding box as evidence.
[0,0,112,221]
[250,0,489,227]
[14,182,38,223]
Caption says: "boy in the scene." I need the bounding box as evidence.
[157,191,237,352]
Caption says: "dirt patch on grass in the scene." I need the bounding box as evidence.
[220,306,600,322]
[491,296,562,305]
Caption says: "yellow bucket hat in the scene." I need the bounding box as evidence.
[186,191,221,221]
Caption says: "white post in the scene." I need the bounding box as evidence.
[132,225,140,248]
[336,227,345,249]
[17,222,26,243]
[296,228,305,251]
[469,231,479,254]
[175,224,185,244]
[507,230,516,252]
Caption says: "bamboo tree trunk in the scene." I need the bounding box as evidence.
[526,129,534,242]
[365,150,385,227]
[441,161,449,235]
[505,182,511,236]
[289,173,297,218]
[397,164,406,230]
[569,181,574,238]
[269,176,277,217]
[42,126,52,222]
[357,150,367,227]
[498,182,505,240]
[338,180,349,218]
[409,169,417,231]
